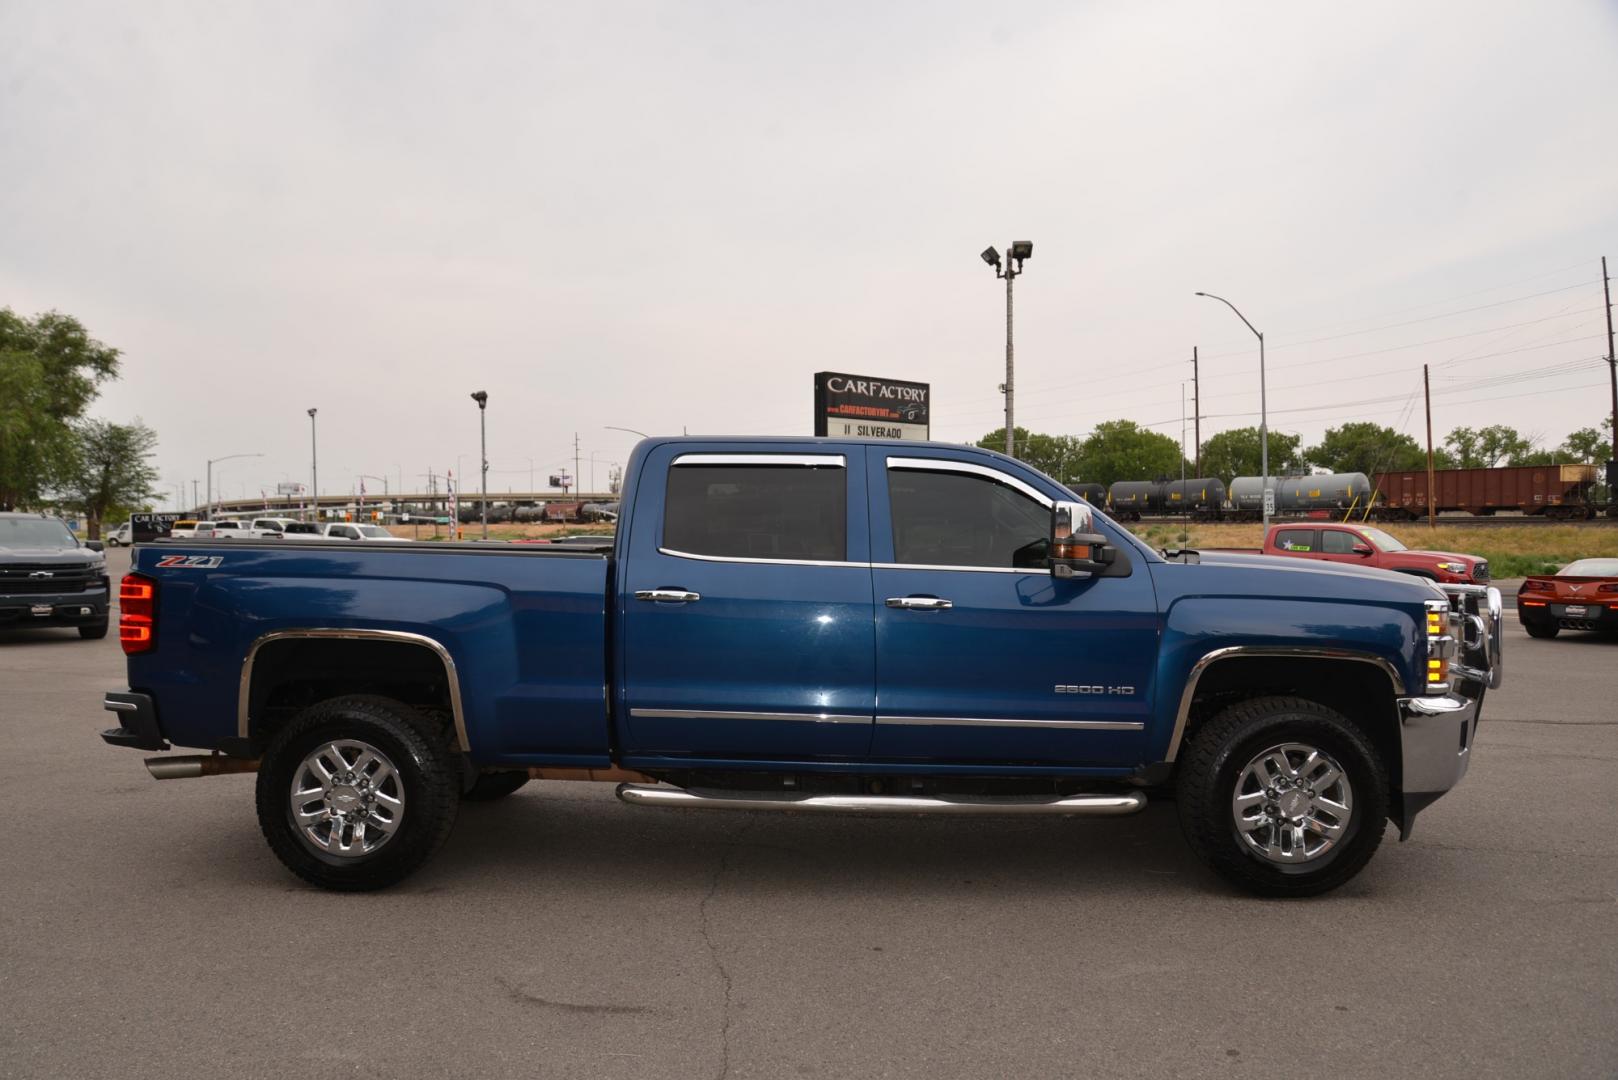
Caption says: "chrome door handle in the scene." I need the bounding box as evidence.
[635,589,702,603]
[886,596,952,610]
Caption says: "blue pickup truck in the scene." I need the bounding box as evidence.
[101,438,1503,895]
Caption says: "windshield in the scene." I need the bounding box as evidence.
[1358,527,1405,552]
[356,526,391,538]
[1561,558,1618,577]
[0,518,76,548]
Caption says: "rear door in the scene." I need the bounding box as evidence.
[867,451,1158,766]
[1271,527,1319,559]
[618,446,876,760]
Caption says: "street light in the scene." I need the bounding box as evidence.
[980,240,1034,458]
[205,452,263,519]
[604,425,649,439]
[1195,291,1270,530]
[471,391,489,539]
[307,408,319,522]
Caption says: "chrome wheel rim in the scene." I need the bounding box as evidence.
[289,740,405,858]
[1231,742,1353,865]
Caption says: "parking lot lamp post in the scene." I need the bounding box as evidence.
[471,391,489,539]
[1195,292,1269,530]
[980,242,1033,458]
[605,425,649,440]
[307,408,319,522]
[206,452,263,520]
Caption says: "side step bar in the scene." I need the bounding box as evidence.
[615,783,1145,816]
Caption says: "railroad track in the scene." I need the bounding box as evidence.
[1130,514,1618,528]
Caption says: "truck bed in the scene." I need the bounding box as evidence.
[127,540,613,764]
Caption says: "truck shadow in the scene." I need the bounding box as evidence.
[428,790,1231,898]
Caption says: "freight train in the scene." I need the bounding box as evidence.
[1089,463,1601,522]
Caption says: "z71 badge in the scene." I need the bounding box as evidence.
[155,554,224,569]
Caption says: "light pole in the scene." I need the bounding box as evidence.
[1196,292,1269,530]
[605,425,649,439]
[471,391,489,539]
[206,453,263,519]
[307,408,319,522]
[980,241,1033,458]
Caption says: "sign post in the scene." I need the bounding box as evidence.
[814,372,931,442]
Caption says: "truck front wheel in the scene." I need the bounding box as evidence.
[1176,696,1387,897]
[255,695,460,891]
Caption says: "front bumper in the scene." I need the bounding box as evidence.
[0,585,109,628]
[1396,584,1502,839]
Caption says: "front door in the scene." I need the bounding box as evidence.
[867,451,1159,766]
[618,446,876,760]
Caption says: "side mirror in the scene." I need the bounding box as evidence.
[1352,543,1373,556]
[1050,500,1115,579]
[85,540,105,553]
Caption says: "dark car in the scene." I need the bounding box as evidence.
[0,513,111,639]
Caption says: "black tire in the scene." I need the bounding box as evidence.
[79,620,109,640]
[1523,622,1559,639]
[255,695,459,891]
[1176,695,1388,898]
[463,770,530,801]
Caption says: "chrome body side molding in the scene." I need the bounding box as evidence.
[875,715,1144,731]
[237,628,471,752]
[629,707,869,725]
[1166,646,1406,763]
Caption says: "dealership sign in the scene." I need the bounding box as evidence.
[813,372,930,441]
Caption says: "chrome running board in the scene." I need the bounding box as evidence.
[614,784,1144,816]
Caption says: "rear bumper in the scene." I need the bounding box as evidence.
[1518,602,1618,631]
[101,691,169,751]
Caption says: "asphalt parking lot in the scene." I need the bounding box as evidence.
[2,548,1614,1079]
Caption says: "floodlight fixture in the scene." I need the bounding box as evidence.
[1009,241,1033,261]
[471,390,488,410]
[980,246,1001,268]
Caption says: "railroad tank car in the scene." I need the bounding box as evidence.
[1161,478,1228,517]
[1371,464,1598,520]
[1070,483,1107,506]
[1229,473,1369,513]
[1106,481,1161,521]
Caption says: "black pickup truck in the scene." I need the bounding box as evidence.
[0,512,110,638]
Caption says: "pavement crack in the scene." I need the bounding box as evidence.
[701,817,756,1080]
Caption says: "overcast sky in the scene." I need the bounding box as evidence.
[3,1,1616,507]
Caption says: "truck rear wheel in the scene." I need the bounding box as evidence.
[1176,696,1387,897]
[255,695,459,891]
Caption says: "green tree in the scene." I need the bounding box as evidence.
[1305,422,1428,476]
[0,309,121,510]
[1475,424,1534,467]
[1560,420,1612,464]
[1072,420,1187,488]
[54,419,160,539]
[1197,426,1306,480]
[975,428,1086,485]
[1444,426,1484,469]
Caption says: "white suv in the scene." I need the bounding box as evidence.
[249,517,299,539]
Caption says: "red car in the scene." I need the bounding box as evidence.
[1261,523,1488,584]
[1517,558,1618,639]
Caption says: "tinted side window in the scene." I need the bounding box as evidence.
[1275,529,1316,552]
[888,468,1049,569]
[665,465,846,561]
[1320,530,1357,554]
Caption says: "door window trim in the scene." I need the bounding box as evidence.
[886,457,1052,507]
[659,452,854,567]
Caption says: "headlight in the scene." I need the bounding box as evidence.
[1436,561,1467,575]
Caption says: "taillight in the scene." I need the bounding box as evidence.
[1520,580,1550,593]
[1599,583,1618,594]
[120,573,156,654]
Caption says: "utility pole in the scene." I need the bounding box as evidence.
[471,391,489,539]
[1424,363,1436,530]
[574,432,582,497]
[1603,255,1616,516]
[191,480,199,515]
[1191,346,1201,478]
